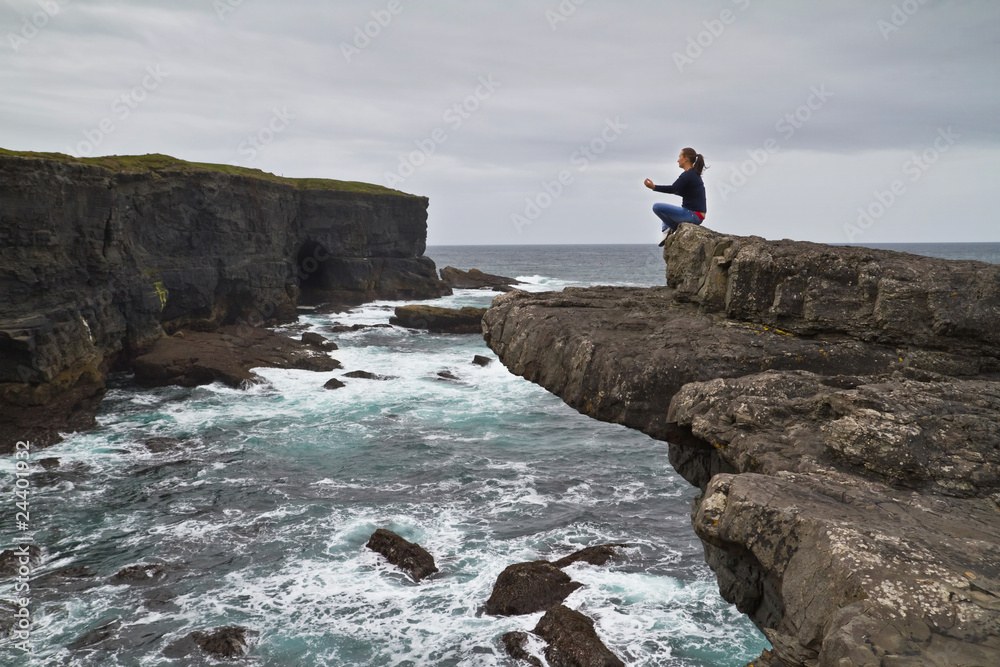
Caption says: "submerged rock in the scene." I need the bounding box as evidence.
[0,601,19,640]
[366,529,439,581]
[552,544,630,568]
[344,370,396,381]
[472,355,493,367]
[500,631,544,667]
[37,457,61,470]
[0,544,42,577]
[143,437,187,453]
[133,326,341,388]
[111,564,166,585]
[323,378,346,390]
[326,323,394,333]
[390,305,487,334]
[533,605,624,667]
[191,626,253,659]
[485,561,582,616]
[67,619,122,651]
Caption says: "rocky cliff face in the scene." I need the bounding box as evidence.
[0,151,449,449]
[483,224,1000,666]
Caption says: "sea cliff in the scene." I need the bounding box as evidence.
[483,224,1000,666]
[0,150,449,450]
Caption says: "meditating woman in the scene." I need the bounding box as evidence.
[644,147,707,246]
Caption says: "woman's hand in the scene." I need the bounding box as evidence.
[644,178,654,189]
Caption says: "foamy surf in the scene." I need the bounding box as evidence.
[2,251,770,665]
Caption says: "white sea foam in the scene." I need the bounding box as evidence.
[14,290,770,666]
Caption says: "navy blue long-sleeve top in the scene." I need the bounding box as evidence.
[654,170,706,213]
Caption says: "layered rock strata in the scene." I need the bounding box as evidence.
[483,224,1000,666]
[440,266,522,291]
[390,305,487,334]
[0,151,449,450]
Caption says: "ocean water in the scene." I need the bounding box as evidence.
[4,243,996,666]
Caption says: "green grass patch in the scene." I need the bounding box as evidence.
[0,148,412,196]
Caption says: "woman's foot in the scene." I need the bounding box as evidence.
[658,228,674,247]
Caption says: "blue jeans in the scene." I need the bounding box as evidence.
[653,203,703,232]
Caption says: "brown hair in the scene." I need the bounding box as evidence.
[681,147,707,176]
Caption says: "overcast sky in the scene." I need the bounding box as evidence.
[2,0,998,245]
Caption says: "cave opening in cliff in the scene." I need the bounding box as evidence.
[296,241,333,304]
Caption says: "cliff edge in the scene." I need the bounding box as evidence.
[483,224,1000,666]
[0,150,450,450]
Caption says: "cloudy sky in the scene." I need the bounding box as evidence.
[2,0,998,245]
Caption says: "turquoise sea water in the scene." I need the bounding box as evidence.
[3,243,996,666]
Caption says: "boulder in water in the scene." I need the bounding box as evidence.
[533,605,624,667]
[302,331,338,351]
[485,561,582,616]
[366,529,439,581]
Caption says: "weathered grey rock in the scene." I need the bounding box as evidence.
[366,528,439,581]
[485,561,583,616]
[483,224,1000,666]
[132,326,341,388]
[323,378,346,390]
[390,305,487,334]
[0,150,450,451]
[472,355,493,367]
[532,605,625,667]
[440,266,522,290]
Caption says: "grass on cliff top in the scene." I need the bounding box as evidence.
[0,148,413,196]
